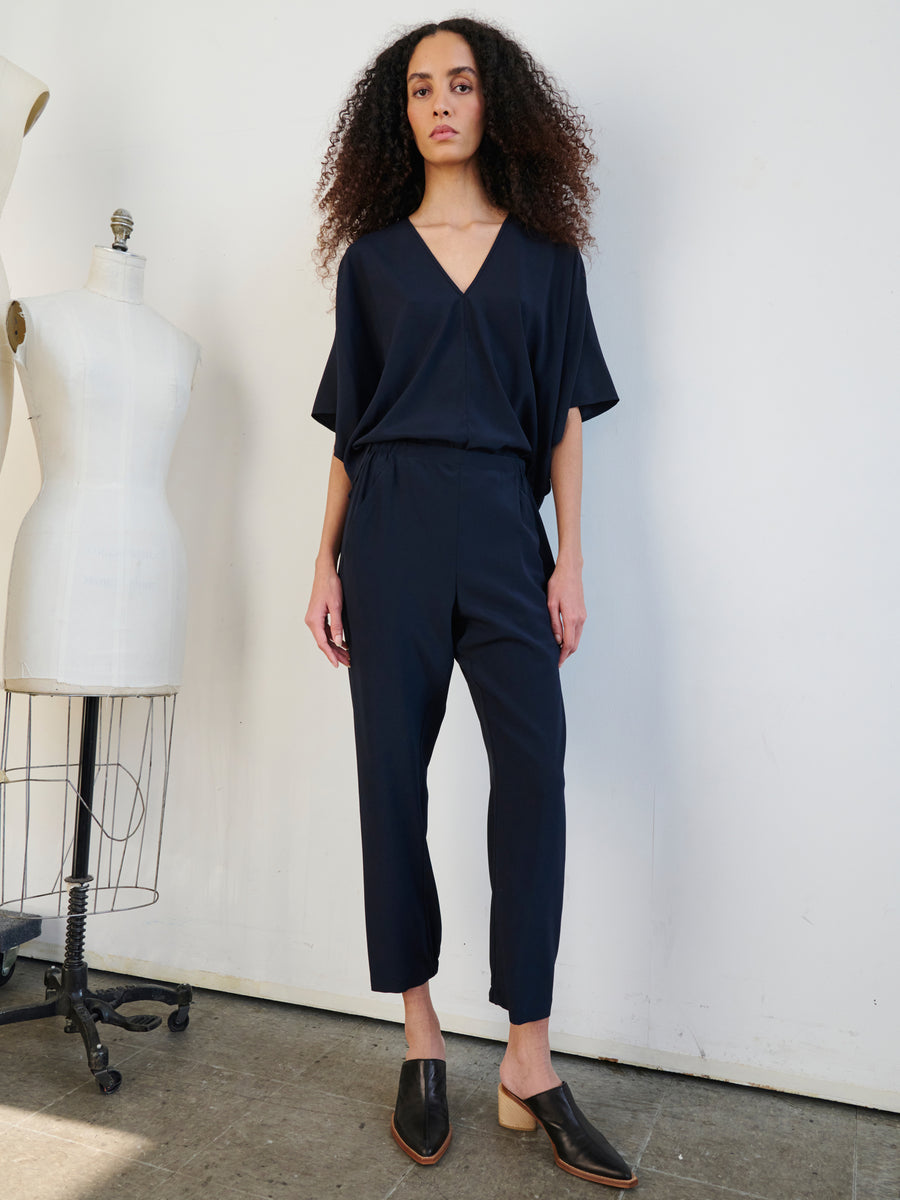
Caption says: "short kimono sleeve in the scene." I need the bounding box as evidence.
[551,251,619,448]
[311,249,382,463]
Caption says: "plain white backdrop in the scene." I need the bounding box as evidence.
[1,0,898,1109]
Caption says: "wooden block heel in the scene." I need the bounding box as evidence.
[498,1081,638,1188]
[498,1083,538,1130]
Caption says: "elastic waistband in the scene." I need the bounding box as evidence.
[361,440,527,473]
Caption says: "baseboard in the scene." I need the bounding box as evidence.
[20,943,898,1115]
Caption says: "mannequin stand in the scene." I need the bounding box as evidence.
[0,696,191,1093]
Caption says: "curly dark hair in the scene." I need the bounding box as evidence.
[315,17,596,277]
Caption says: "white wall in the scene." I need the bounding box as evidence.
[1,0,898,1110]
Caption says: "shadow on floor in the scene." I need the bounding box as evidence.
[0,958,897,1200]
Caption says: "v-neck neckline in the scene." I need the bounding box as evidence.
[406,215,509,296]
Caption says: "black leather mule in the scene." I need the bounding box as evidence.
[391,1059,452,1165]
[498,1081,637,1187]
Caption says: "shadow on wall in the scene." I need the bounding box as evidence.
[166,254,252,876]
[555,106,673,1038]
[577,104,671,792]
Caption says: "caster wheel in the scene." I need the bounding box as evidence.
[95,1069,122,1094]
[0,951,16,987]
[167,1010,190,1032]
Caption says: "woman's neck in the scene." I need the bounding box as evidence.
[412,160,503,228]
[85,246,146,304]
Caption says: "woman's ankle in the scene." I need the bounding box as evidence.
[405,1029,446,1060]
[403,982,446,1061]
[499,1018,561,1097]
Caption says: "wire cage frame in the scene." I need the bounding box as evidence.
[0,690,177,920]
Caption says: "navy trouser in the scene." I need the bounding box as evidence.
[339,443,566,1025]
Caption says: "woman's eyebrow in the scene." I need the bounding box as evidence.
[407,66,478,83]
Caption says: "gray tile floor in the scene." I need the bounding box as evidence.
[0,957,897,1200]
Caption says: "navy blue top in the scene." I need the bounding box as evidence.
[312,216,618,503]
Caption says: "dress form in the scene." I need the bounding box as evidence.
[0,57,49,472]
[3,212,200,695]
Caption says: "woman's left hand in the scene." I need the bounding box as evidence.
[547,554,586,666]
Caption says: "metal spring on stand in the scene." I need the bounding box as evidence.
[63,878,91,968]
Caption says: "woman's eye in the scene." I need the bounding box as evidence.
[454,82,472,94]
[412,86,430,99]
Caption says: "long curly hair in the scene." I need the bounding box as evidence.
[315,17,596,277]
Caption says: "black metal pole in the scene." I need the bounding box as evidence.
[72,696,100,879]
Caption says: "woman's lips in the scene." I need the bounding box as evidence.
[430,125,457,140]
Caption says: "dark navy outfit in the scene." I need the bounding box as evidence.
[313,216,618,1024]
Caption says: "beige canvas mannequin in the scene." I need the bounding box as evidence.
[4,228,200,694]
[0,57,49,472]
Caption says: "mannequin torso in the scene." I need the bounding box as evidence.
[4,246,200,695]
[0,56,49,472]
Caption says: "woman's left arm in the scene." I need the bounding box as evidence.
[548,406,586,666]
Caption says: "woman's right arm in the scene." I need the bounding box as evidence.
[305,454,352,668]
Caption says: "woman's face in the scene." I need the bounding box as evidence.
[406,31,485,167]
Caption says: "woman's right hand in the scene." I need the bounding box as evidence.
[305,559,350,668]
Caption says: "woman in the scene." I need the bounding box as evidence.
[306,17,636,1189]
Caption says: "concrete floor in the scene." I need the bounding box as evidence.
[0,958,897,1200]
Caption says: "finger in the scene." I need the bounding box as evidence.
[328,605,343,648]
[559,616,574,663]
[326,626,350,666]
[566,617,584,656]
[319,629,340,668]
[557,625,569,666]
[308,609,338,668]
[326,613,350,668]
[547,600,564,648]
[558,609,585,666]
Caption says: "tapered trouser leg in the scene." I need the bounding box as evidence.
[340,447,457,993]
[453,452,566,1024]
[339,444,566,1022]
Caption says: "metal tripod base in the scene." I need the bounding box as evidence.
[0,960,192,1093]
[0,960,192,1094]
[0,698,191,1092]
